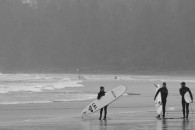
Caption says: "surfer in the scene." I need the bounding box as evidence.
[97,86,107,120]
[154,82,168,118]
[179,82,193,119]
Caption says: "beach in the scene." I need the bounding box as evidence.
[0,74,195,130]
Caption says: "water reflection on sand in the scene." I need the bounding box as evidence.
[100,120,107,130]
[156,118,194,130]
[81,117,195,130]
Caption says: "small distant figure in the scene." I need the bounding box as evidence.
[179,82,193,119]
[97,86,107,120]
[114,76,117,79]
[76,68,80,79]
[154,82,168,118]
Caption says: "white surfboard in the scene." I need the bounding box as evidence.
[81,85,127,118]
[154,84,162,115]
[184,91,192,103]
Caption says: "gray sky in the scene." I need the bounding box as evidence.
[0,0,195,73]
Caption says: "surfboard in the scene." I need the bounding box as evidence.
[184,91,192,103]
[81,85,127,118]
[154,84,162,115]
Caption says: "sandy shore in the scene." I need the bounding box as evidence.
[0,78,195,130]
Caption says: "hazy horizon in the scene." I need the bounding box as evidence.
[0,0,195,73]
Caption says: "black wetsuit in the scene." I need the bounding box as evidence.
[179,86,193,118]
[97,91,107,119]
[154,87,168,118]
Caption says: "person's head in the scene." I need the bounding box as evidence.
[100,86,104,92]
[162,82,166,87]
[181,82,186,87]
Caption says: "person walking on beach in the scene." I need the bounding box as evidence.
[179,82,193,119]
[154,82,168,118]
[97,86,107,120]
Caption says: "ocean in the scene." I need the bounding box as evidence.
[0,74,96,104]
[0,73,195,105]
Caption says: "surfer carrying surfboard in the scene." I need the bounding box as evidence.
[97,86,108,120]
[179,82,193,119]
[154,82,168,118]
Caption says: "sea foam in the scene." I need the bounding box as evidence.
[0,74,83,93]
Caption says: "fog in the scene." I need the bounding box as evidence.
[0,0,195,73]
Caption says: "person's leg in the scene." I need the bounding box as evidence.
[186,103,189,118]
[162,100,166,118]
[103,106,107,119]
[99,108,103,120]
[162,103,165,118]
[182,100,185,118]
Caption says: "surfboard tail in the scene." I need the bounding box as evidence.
[81,110,88,119]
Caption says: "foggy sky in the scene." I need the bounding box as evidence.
[0,0,195,73]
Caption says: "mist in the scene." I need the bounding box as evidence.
[0,0,195,73]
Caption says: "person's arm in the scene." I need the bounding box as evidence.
[97,93,100,100]
[154,89,160,101]
[179,88,182,96]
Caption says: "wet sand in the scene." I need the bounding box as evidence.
[0,78,195,130]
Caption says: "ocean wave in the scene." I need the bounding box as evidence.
[82,75,195,83]
[0,81,83,93]
[0,101,52,105]
[0,74,75,82]
[0,93,97,105]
